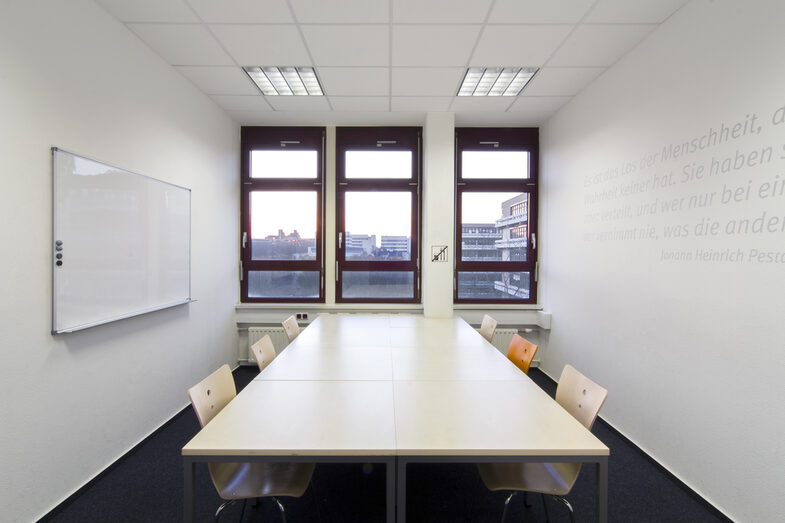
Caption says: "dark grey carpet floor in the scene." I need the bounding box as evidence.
[41,367,730,523]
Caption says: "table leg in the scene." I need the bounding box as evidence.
[386,458,396,523]
[597,456,608,523]
[396,458,407,523]
[183,459,195,522]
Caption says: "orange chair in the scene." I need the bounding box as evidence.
[506,334,538,374]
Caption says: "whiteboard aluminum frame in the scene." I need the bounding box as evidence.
[52,147,192,334]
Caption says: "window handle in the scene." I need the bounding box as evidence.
[531,233,536,250]
[242,232,247,249]
[338,232,342,248]
[335,261,339,282]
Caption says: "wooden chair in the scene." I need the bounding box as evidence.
[187,365,314,522]
[282,315,300,343]
[506,334,538,374]
[478,364,608,523]
[479,314,498,343]
[250,334,277,372]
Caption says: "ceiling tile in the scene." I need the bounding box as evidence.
[96,0,198,22]
[266,96,332,111]
[489,0,595,23]
[391,68,464,96]
[470,25,573,66]
[317,67,389,96]
[393,25,481,67]
[127,24,233,66]
[450,96,516,112]
[393,0,493,23]
[548,24,656,66]
[586,0,689,23]
[329,97,390,112]
[521,67,605,96]
[290,0,388,23]
[210,95,272,112]
[188,0,293,23]
[174,66,259,95]
[391,97,453,112]
[507,95,572,122]
[302,26,389,66]
[210,25,311,65]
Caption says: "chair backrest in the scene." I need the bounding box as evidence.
[506,333,538,374]
[479,314,498,343]
[187,364,236,428]
[555,364,608,430]
[282,315,300,342]
[250,334,277,372]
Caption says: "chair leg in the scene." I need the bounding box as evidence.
[214,499,236,522]
[500,491,517,523]
[274,496,287,523]
[523,491,531,508]
[239,499,248,521]
[553,496,574,523]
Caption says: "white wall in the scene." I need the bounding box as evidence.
[0,2,239,521]
[539,1,785,521]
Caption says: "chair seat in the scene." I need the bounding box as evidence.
[210,462,315,500]
[477,461,582,497]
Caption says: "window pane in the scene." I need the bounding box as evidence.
[248,271,319,298]
[462,151,529,179]
[342,271,414,299]
[461,193,528,262]
[251,191,316,260]
[457,272,530,300]
[345,150,412,179]
[250,150,317,178]
[345,192,411,261]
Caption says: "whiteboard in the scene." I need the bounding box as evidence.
[52,148,191,333]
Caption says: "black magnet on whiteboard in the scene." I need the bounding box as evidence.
[55,240,63,246]
[56,245,63,251]
[56,253,63,259]
[56,260,63,266]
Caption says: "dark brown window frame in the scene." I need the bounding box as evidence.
[335,127,422,304]
[240,126,325,303]
[455,127,539,305]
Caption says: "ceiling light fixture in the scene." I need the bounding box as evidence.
[457,67,538,96]
[243,66,324,96]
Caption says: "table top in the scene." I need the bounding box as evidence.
[183,314,608,458]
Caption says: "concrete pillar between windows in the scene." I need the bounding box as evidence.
[422,112,455,318]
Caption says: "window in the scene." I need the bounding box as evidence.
[336,127,422,302]
[240,127,325,302]
[455,128,538,304]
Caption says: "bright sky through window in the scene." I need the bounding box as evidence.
[462,151,529,179]
[251,191,316,239]
[462,192,523,223]
[345,192,411,247]
[250,150,317,178]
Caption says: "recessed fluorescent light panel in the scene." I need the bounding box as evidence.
[458,67,538,96]
[243,66,324,96]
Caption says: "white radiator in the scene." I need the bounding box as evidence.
[479,328,518,353]
[248,327,290,361]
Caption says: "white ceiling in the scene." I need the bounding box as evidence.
[96,0,689,126]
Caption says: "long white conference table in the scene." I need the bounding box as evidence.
[183,314,609,522]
